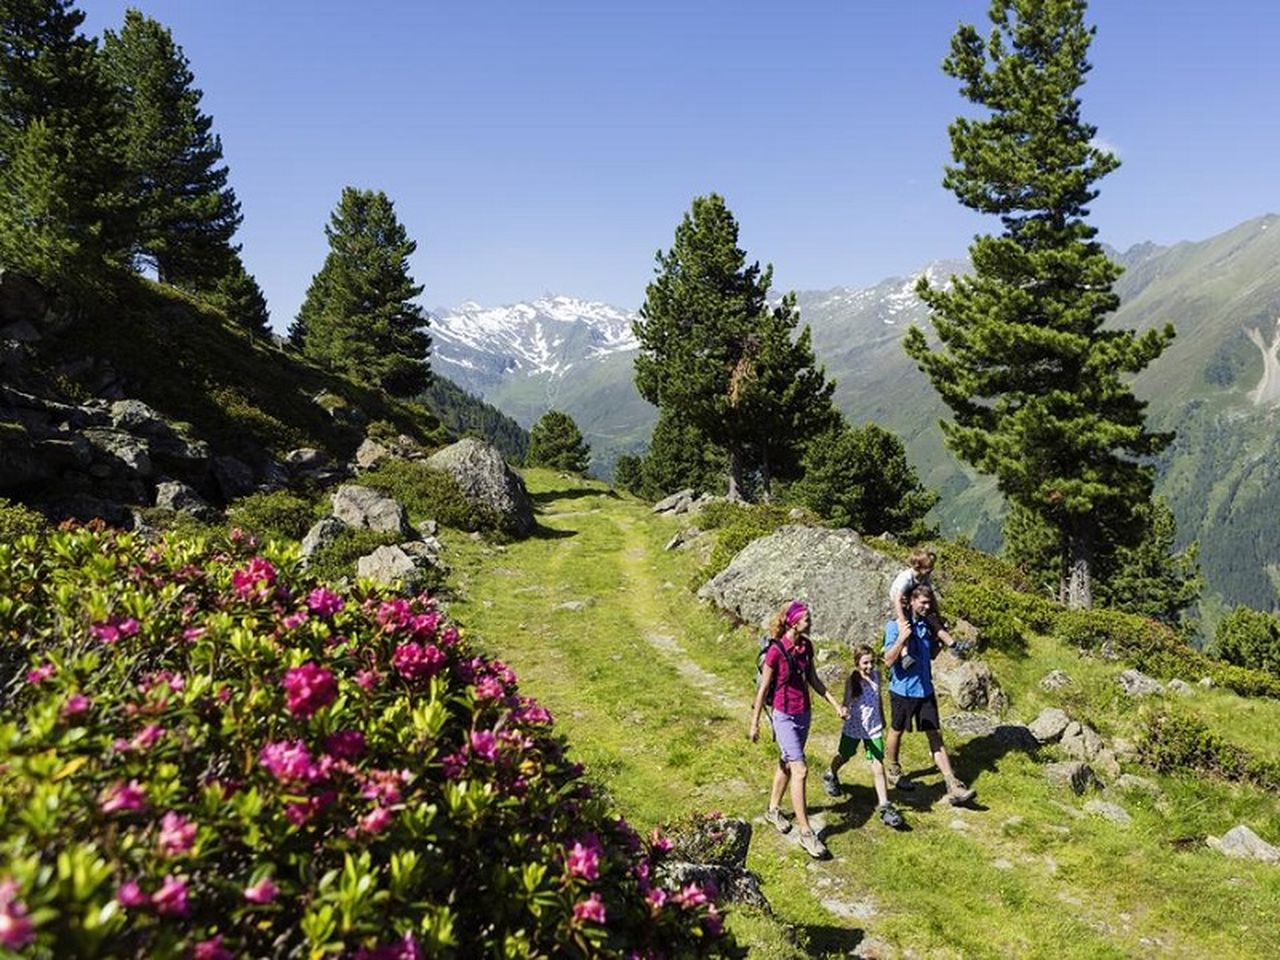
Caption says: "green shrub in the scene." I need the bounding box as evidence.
[305,528,403,585]
[1139,711,1280,792]
[0,499,46,541]
[226,490,319,542]
[696,503,816,583]
[0,526,736,957]
[134,508,219,541]
[357,460,509,536]
[945,582,1058,655]
[1214,605,1280,676]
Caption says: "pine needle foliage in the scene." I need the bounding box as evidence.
[526,409,591,474]
[905,0,1174,608]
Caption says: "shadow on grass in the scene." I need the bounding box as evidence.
[791,923,867,958]
[529,486,618,505]
[528,523,577,540]
[894,724,1040,802]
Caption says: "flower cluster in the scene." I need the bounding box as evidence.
[0,525,733,958]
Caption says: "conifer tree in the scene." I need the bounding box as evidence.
[638,407,725,499]
[207,251,270,336]
[905,0,1173,608]
[526,410,591,474]
[790,418,937,539]
[635,194,833,500]
[101,9,241,286]
[0,0,130,291]
[295,187,431,397]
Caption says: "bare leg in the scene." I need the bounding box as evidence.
[787,760,812,834]
[925,731,956,781]
[868,758,889,807]
[885,726,903,769]
[769,761,790,810]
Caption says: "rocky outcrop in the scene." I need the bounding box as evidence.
[658,817,767,910]
[932,650,1001,711]
[1029,708,1072,743]
[697,526,898,640]
[1045,761,1097,795]
[426,438,535,537]
[1208,825,1280,863]
[331,484,415,537]
[652,489,723,516]
[1118,669,1164,698]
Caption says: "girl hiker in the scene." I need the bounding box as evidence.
[821,644,906,829]
[749,601,849,859]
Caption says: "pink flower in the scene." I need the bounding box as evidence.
[325,730,366,760]
[259,741,321,783]
[646,887,668,911]
[281,610,309,631]
[376,599,412,632]
[194,935,234,960]
[61,693,92,718]
[676,883,709,908]
[243,877,279,904]
[157,811,196,856]
[702,904,724,937]
[282,663,337,718]
[469,730,498,762]
[474,676,505,700]
[440,751,466,780]
[360,769,407,805]
[440,626,460,647]
[151,875,189,916]
[566,840,600,881]
[572,893,607,925]
[355,669,381,691]
[359,806,393,834]
[25,662,55,684]
[100,780,148,814]
[515,700,552,725]
[116,880,149,908]
[409,611,440,638]
[649,828,673,854]
[0,880,34,950]
[133,724,165,750]
[183,626,206,641]
[232,556,277,600]
[392,643,444,681]
[307,587,345,618]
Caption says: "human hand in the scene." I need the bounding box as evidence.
[749,719,759,742]
[836,704,850,720]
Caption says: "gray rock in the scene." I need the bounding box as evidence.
[153,479,214,519]
[1084,799,1132,826]
[1199,676,1216,688]
[109,399,172,438]
[1209,825,1280,863]
[32,435,91,468]
[1045,761,1097,795]
[1111,737,1140,763]
[1113,774,1162,797]
[664,526,700,551]
[697,526,899,642]
[556,600,587,611]
[356,544,438,590]
[1167,678,1194,696]
[332,484,413,536]
[993,724,1039,750]
[934,652,995,710]
[669,816,752,867]
[1029,707,1071,743]
[355,437,392,470]
[988,687,1010,715]
[1093,748,1122,781]
[658,861,768,910]
[1118,669,1164,698]
[942,712,998,738]
[653,488,696,514]
[1040,669,1073,691]
[419,518,438,536]
[82,427,152,477]
[1060,722,1104,761]
[301,516,348,558]
[425,438,536,537]
[284,447,329,473]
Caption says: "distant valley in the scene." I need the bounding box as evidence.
[429,215,1280,615]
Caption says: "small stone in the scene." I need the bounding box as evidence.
[1118,668,1164,698]
[1199,676,1215,688]
[556,601,587,611]
[1040,669,1073,691]
[153,479,214,519]
[332,484,413,536]
[1029,707,1071,743]
[992,858,1013,870]
[1084,799,1132,826]
[1093,748,1122,781]
[301,516,346,558]
[1167,678,1193,696]
[1210,825,1280,862]
[1113,774,1161,797]
[1045,761,1097,795]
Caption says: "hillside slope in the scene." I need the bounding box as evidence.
[444,472,1280,959]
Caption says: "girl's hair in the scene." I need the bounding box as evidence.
[845,643,877,699]
[908,547,937,573]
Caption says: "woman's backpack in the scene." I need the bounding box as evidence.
[756,635,799,710]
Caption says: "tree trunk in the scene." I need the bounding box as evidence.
[727,445,745,502]
[1067,528,1093,610]
[1056,534,1070,605]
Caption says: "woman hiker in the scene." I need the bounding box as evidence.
[749,601,849,859]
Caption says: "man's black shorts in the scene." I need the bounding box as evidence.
[889,692,940,732]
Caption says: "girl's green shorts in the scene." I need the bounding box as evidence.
[837,734,885,762]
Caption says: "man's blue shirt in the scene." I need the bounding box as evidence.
[883,618,935,698]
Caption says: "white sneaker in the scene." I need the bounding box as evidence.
[799,829,829,859]
[821,769,841,797]
[764,806,791,834]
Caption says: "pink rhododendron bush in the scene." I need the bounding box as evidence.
[0,525,737,958]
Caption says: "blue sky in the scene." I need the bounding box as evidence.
[79,1,1280,327]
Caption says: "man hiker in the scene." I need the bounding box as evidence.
[881,584,975,803]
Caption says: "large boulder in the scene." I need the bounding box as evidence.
[697,526,897,641]
[933,651,996,710]
[425,438,536,537]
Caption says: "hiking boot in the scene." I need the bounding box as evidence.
[886,762,915,791]
[878,803,906,830]
[821,769,841,797]
[764,806,791,834]
[945,779,976,805]
[798,829,829,859]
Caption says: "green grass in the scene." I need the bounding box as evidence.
[443,469,1280,958]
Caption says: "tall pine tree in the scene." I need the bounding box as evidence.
[904,0,1173,608]
[294,187,431,397]
[207,250,270,336]
[634,194,833,501]
[0,0,131,291]
[101,9,241,287]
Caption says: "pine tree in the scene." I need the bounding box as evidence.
[526,410,591,473]
[0,0,131,291]
[638,406,725,499]
[635,194,833,501]
[790,418,937,539]
[206,251,270,336]
[904,0,1174,608]
[295,187,431,397]
[101,9,241,287]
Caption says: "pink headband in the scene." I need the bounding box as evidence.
[784,602,808,628]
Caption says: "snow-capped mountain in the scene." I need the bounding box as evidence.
[430,295,639,395]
